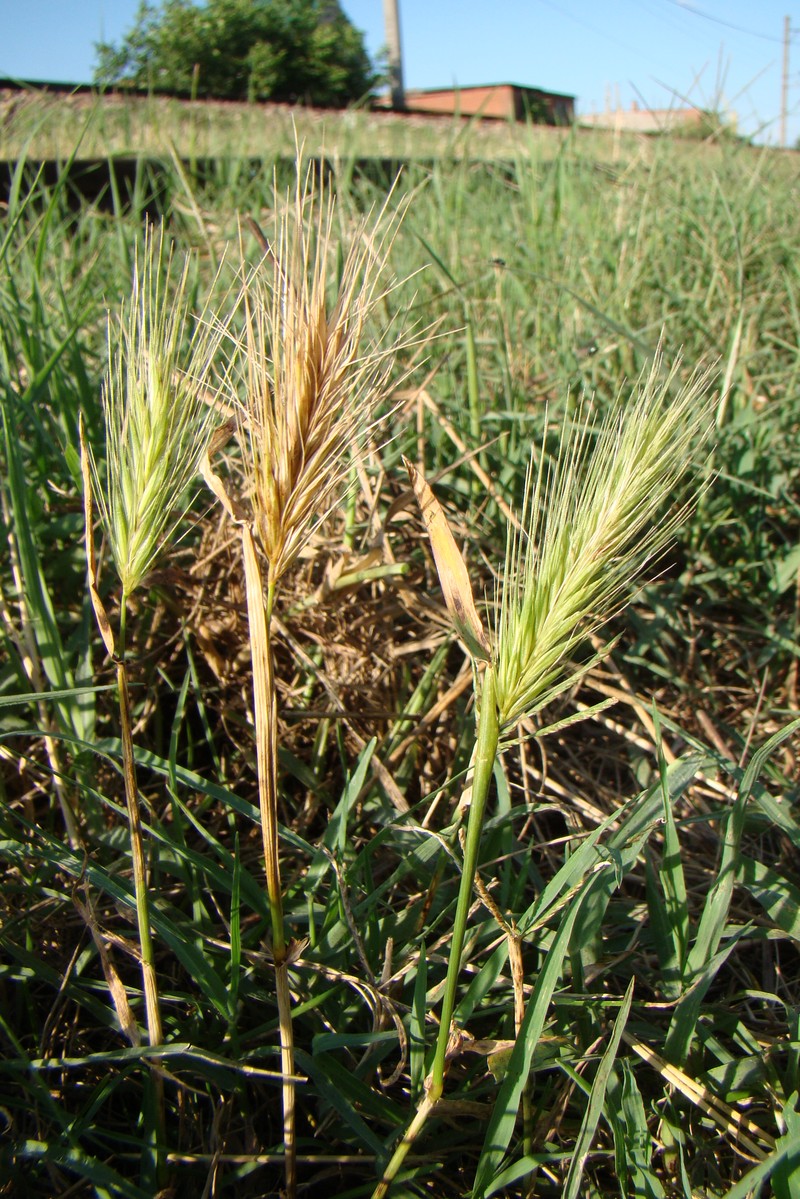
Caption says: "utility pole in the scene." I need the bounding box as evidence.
[383,0,405,110]
[780,14,790,146]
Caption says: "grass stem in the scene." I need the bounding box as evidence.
[373,1090,438,1199]
[116,649,164,1049]
[114,607,165,1185]
[241,523,295,1195]
[430,664,499,1094]
[374,668,500,1197]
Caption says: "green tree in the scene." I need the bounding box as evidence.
[94,0,374,107]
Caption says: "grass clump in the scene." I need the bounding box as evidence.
[1,125,799,1199]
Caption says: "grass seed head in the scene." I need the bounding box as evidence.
[494,352,715,729]
[233,161,411,587]
[91,224,224,598]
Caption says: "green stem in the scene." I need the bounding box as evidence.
[116,601,165,1189]
[430,663,499,1095]
[117,599,163,1048]
[372,1091,438,1199]
[373,668,500,1199]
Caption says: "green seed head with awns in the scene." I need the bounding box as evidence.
[492,353,714,729]
[91,225,223,599]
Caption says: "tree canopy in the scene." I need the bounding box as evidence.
[94,0,375,107]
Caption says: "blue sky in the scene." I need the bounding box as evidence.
[0,0,797,145]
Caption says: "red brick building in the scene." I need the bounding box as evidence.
[376,83,575,125]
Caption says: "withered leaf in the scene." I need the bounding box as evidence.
[404,456,491,661]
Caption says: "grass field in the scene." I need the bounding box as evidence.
[0,88,574,160]
[1,97,800,1199]
[0,86,742,162]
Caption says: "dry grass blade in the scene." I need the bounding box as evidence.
[403,456,490,660]
[624,1032,776,1159]
[73,892,141,1049]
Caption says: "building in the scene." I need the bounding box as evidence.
[375,83,575,126]
[578,100,735,136]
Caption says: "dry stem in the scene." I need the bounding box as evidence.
[241,522,295,1194]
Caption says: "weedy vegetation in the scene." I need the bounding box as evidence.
[1,108,800,1199]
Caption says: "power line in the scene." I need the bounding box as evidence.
[536,0,661,62]
[665,1,791,45]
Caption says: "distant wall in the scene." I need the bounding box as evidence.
[578,104,724,134]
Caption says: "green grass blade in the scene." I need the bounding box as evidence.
[654,710,689,974]
[409,942,428,1100]
[668,717,800,1063]
[720,1126,800,1199]
[0,390,72,695]
[229,833,242,1030]
[608,1058,667,1199]
[518,754,707,938]
[562,979,634,1199]
[473,890,585,1198]
[2,815,231,1019]
[295,1048,394,1159]
[14,1140,150,1199]
[0,684,113,709]
[738,855,800,942]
